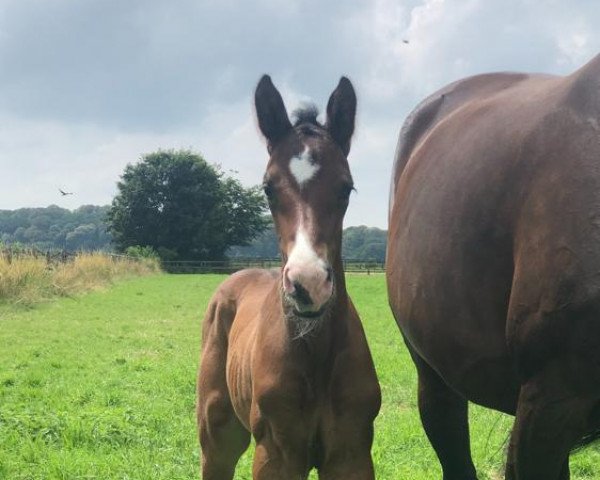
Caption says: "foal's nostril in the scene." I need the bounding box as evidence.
[283,266,294,294]
[326,266,333,283]
[291,281,313,306]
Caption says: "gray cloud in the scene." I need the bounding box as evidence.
[0,0,372,131]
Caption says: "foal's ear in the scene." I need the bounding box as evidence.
[255,75,293,150]
[325,77,356,156]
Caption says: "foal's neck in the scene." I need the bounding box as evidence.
[331,254,348,304]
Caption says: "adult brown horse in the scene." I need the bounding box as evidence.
[387,54,600,479]
[197,76,381,479]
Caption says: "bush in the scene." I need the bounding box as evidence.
[0,252,160,306]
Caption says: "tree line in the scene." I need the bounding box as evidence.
[0,207,386,261]
[229,224,387,261]
[0,204,111,251]
[1,150,386,261]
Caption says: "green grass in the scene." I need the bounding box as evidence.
[0,274,599,479]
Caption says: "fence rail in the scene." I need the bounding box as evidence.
[0,247,137,266]
[0,247,76,265]
[161,259,385,274]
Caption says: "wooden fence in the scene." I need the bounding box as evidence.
[0,247,75,265]
[0,247,384,274]
[0,247,134,266]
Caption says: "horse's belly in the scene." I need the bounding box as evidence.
[428,337,518,414]
[387,223,519,413]
[226,311,259,430]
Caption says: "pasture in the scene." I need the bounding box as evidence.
[0,273,599,479]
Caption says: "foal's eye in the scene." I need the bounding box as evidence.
[263,182,275,203]
[339,183,354,202]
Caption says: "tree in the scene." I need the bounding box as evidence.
[342,226,387,261]
[65,224,98,250]
[107,150,268,260]
[0,205,112,251]
[228,224,388,261]
[227,220,279,258]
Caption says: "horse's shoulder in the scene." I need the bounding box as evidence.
[219,268,279,294]
[203,269,279,340]
[214,268,279,301]
[229,267,280,283]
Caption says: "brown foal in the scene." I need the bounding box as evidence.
[197,76,381,480]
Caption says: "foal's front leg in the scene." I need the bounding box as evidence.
[250,400,313,480]
[318,418,376,480]
[318,342,381,480]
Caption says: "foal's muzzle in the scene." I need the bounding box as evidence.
[283,262,334,316]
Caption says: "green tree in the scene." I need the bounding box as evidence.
[0,205,112,251]
[227,220,278,258]
[107,150,268,260]
[228,224,388,261]
[342,226,387,261]
[65,224,98,250]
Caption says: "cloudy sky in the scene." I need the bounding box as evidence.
[1,0,599,228]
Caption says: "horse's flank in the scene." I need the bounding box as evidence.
[387,53,600,479]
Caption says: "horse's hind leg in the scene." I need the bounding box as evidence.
[505,361,594,480]
[407,342,478,480]
[197,300,250,480]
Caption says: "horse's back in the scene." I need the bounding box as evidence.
[390,70,531,201]
[392,54,600,196]
[388,54,600,409]
[202,268,279,344]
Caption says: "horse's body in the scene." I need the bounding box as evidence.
[198,77,380,480]
[387,55,600,479]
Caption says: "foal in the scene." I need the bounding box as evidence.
[197,76,380,479]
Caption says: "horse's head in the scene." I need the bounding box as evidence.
[255,75,356,319]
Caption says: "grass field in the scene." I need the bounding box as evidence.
[1,273,599,479]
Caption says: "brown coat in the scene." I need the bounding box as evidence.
[198,76,380,480]
[388,54,600,479]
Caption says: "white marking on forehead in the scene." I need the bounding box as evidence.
[289,146,319,187]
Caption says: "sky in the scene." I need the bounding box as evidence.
[1,0,599,228]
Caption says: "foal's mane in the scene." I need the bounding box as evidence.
[292,104,328,138]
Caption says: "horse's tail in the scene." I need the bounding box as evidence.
[571,427,600,452]
[572,402,600,453]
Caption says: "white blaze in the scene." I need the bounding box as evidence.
[287,227,323,270]
[283,225,332,311]
[289,147,319,187]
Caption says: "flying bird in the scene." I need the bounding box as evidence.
[58,188,74,196]
[402,39,410,44]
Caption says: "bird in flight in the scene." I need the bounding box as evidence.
[58,188,74,196]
